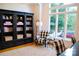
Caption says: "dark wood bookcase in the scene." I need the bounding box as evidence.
[0,9,34,50]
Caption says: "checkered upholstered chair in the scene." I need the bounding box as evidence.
[35,31,48,45]
[58,40,66,52]
[54,39,66,56]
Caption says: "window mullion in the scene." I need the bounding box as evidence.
[55,9,58,37]
[64,8,68,40]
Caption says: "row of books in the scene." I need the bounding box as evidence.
[4,21,31,25]
[4,27,32,32]
[4,33,32,41]
[2,15,32,20]
[2,15,13,20]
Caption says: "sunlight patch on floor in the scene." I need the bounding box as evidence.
[65,38,71,41]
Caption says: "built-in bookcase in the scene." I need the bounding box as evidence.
[0,9,34,50]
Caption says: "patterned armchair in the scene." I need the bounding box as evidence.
[35,31,48,46]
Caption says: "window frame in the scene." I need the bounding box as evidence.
[49,3,78,40]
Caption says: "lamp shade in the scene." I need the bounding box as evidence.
[36,21,42,27]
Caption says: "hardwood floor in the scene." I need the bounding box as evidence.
[0,43,33,53]
[0,40,72,56]
[0,42,56,56]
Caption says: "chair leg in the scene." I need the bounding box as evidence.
[57,54,60,56]
[43,39,46,47]
[35,39,38,45]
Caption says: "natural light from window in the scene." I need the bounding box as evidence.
[49,3,77,40]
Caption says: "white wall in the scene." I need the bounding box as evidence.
[41,3,49,32]
[75,5,79,41]
[30,3,39,38]
[0,3,32,13]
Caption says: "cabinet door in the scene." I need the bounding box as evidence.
[16,15,25,39]
[25,15,33,40]
[2,14,14,42]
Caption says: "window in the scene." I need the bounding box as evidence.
[50,15,56,33]
[66,13,76,40]
[58,14,64,32]
[49,3,77,40]
[67,13,76,31]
